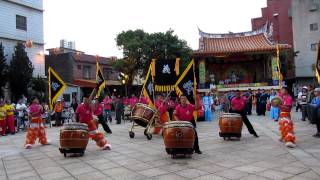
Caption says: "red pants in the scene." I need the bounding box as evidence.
[25,117,48,145]
[6,115,15,133]
[0,120,6,135]
[279,112,296,144]
[86,120,108,148]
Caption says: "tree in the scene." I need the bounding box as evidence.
[114,29,192,92]
[9,43,33,101]
[0,43,8,98]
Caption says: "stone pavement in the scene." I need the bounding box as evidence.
[0,111,320,180]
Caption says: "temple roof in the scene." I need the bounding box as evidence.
[194,23,291,56]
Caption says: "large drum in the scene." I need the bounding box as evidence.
[131,103,158,127]
[219,113,243,139]
[271,97,282,107]
[59,122,89,157]
[163,121,195,156]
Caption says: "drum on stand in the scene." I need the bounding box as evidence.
[219,113,243,140]
[59,122,89,157]
[129,103,158,140]
[163,121,195,157]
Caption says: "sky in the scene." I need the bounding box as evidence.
[43,0,267,58]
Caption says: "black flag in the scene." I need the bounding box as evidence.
[175,60,196,104]
[143,65,154,106]
[96,61,106,98]
[152,58,179,92]
[48,67,66,110]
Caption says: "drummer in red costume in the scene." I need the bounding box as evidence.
[25,97,49,149]
[154,94,169,134]
[278,87,296,148]
[76,90,111,150]
[174,95,202,154]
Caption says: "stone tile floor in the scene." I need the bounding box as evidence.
[0,111,320,180]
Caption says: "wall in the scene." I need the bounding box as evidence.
[0,38,45,76]
[252,0,293,45]
[0,0,44,76]
[292,0,320,79]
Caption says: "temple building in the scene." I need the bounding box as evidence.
[194,24,293,92]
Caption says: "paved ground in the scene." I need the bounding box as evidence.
[0,111,320,180]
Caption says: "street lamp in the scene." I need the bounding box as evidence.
[118,72,129,97]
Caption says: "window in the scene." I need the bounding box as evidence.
[63,94,71,102]
[103,67,112,79]
[16,15,27,31]
[83,66,91,79]
[77,65,81,70]
[311,43,318,51]
[310,23,318,31]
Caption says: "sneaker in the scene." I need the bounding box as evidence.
[253,134,259,138]
[285,142,296,148]
[25,144,32,149]
[102,144,112,150]
[194,150,202,154]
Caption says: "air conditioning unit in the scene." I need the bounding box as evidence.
[309,4,319,11]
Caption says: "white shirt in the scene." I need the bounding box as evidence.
[16,103,27,117]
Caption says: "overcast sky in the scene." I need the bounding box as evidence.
[43,0,267,58]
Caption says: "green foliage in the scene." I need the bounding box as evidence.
[9,43,34,101]
[31,76,47,92]
[0,43,8,97]
[114,29,192,78]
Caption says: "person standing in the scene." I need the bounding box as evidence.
[115,96,124,124]
[4,100,15,134]
[103,95,113,123]
[93,100,112,134]
[54,99,63,126]
[202,92,213,122]
[16,99,27,132]
[310,88,320,138]
[76,93,111,150]
[244,89,253,115]
[25,97,49,149]
[259,89,269,116]
[70,98,78,112]
[269,91,280,122]
[278,87,296,148]
[298,86,308,121]
[0,99,7,136]
[255,89,262,115]
[167,96,176,120]
[154,94,169,134]
[296,87,303,112]
[129,94,138,107]
[230,90,259,137]
[174,95,202,154]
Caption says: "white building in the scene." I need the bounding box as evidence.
[0,0,45,77]
[292,0,320,85]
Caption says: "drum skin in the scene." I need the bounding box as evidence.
[60,123,89,149]
[131,103,158,127]
[219,113,243,134]
[271,97,282,107]
[163,121,195,149]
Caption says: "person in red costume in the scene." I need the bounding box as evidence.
[25,97,50,149]
[174,95,202,154]
[76,90,111,150]
[129,94,138,107]
[278,87,296,148]
[154,94,169,134]
[140,96,148,105]
[93,100,112,134]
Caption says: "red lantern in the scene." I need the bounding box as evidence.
[25,40,33,48]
